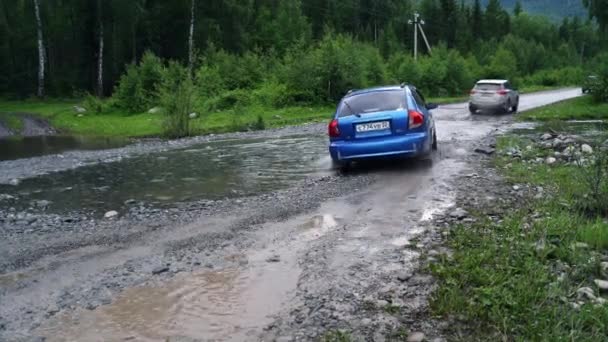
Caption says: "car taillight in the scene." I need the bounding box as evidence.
[328,119,340,137]
[497,89,508,95]
[470,89,477,95]
[408,110,424,129]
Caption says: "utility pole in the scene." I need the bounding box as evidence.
[409,12,432,61]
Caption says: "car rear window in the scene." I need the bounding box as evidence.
[338,91,405,117]
[475,83,502,91]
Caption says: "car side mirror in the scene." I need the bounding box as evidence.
[426,103,438,110]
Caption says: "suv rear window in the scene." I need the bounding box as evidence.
[475,83,502,91]
[338,91,406,117]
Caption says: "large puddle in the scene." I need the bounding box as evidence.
[37,264,300,341]
[0,135,129,161]
[0,135,330,214]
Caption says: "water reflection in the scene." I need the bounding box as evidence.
[0,135,330,214]
[0,135,129,161]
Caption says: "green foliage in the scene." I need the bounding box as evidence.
[83,93,105,114]
[577,221,608,250]
[590,59,608,103]
[520,96,608,121]
[158,63,195,138]
[433,131,608,340]
[485,47,518,80]
[523,67,584,87]
[113,51,164,113]
[576,146,608,217]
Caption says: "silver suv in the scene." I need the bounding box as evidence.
[469,79,519,114]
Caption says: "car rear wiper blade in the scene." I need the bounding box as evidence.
[343,100,360,117]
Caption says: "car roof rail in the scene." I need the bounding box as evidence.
[400,82,407,88]
[347,89,357,94]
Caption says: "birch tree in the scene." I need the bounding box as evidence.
[96,0,104,97]
[33,0,44,97]
[188,0,195,74]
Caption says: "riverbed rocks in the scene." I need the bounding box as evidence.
[103,210,119,219]
[407,332,426,342]
[73,106,87,113]
[581,144,593,154]
[594,279,608,292]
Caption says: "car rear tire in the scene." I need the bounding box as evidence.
[469,104,477,114]
[503,100,511,114]
[512,102,519,113]
[332,160,350,172]
[432,131,438,151]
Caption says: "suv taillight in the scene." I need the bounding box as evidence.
[328,119,340,137]
[470,89,477,95]
[497,89,508,95]
[408,110,424,129]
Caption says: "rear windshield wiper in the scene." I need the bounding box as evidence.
[343,100,360,117]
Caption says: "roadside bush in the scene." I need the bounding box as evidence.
[251,81,291,108]
[280,34,377,103]
[484,47,518,80]
[590,58,608,103]
[82,93,105,114]
[203,89,253,112]
[576,145,608,217]
[158,68,195,138]
[113,51,164,113]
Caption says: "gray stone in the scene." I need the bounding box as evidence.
[407,332,426,342]
[0,194,15,201]
[32,200,51,209]
[581,144,594,154]
[594,279,608,292]
[124,199,137,205]
[104,210,119,219]
[8,178,20,186]
[148,107,161,114]
[73,106,87,113]
[540,133,553,141]
[574,242,589,249]
[577,287,596,300]
[189,112,198,119]
[266,255,281,263]
[474,146,495,155]
[545,157,557,165]
[449,208,468,220]
[397,272,412,282]
[552,139,564,148]
[152,266,170,275]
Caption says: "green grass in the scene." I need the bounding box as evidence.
[428,95,469,105]
[520,96,608,121]
[519,85,567,94]
[426,86,568,106]
[0,99,333,137]
[0,112,24,131]
[431,127,608,340]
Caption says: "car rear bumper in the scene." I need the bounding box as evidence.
[329,133,429,161]
[470,99,507,109]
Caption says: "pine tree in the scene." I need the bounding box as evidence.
[514,0,523,16]
[471,0,483,41]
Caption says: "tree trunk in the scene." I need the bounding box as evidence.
[33,0,45,98]
[188,0,195,73]
[97,0,104,97]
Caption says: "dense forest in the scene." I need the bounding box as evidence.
[472,0,586,19]
[1,0,607,130]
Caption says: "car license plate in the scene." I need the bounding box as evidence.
[356,121,390,133]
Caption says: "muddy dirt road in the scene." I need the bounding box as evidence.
[0,88,582,341]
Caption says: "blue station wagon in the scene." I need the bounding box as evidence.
[328,85,438,168]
